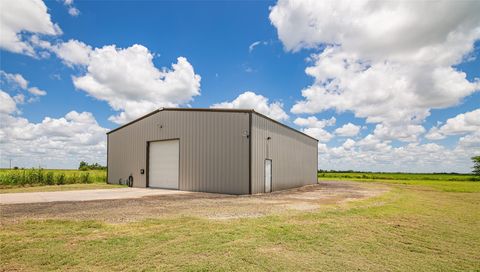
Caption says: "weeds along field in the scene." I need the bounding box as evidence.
[318,171,480,182]
[0,169,107,188]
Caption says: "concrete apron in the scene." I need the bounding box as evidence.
[0,188,191,205]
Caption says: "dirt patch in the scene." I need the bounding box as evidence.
[0,181,388,223]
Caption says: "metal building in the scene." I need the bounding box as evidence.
[107,108,318,194]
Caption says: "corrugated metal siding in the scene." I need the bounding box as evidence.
[251,113,318,194]
[108,110,250,194]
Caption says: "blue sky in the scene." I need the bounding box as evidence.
[2,1,313,127]
[1,0,479,172]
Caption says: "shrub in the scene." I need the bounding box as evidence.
[45,172,54,185]
[67,173,77,184]
[28,168,45,184]
[4,171,20,185]
[56,173,66,185]
[80,173,90,184]
[23,169,36,186]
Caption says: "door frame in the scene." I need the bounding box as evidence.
[146,138,180,188]
[264,158,272,193]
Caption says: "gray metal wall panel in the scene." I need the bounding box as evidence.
[107,110,250,194]
[251,113,318,194]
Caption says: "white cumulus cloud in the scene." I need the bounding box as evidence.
[372,123,425,142]
[457,131,480,150]
[0,0,61,56]
[302,127,333,143]
[293,116,335,142]
[426,109,480,140]
[27,87,47,96]
[63,0,80,17]
[72,44,201,124]
[0,71,28,89]
[271,0,480,142]
[52,39,92,67]
[1,70,48,100]
[0,92,107,168]
[318,133,478,173]
[294,116,335,128]
[0,90,18,114]
[211,91,289,121]
[335,123,361,137]
[68,7,80,16]
[29,38,202,125]
[342,138,356,150]
[13,93,25,104]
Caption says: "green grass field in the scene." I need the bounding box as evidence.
[318,172,480,193]
[1,175,479,271]
[318,171,479,181]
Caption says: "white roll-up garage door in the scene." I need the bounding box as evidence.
[148,140,179,189]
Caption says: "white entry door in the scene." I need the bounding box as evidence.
[265,159,272,193]
[149,140,179,189]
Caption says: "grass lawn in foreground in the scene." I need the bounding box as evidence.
[1,179,479,271]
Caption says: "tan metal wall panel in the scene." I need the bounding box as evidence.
[107,110,250,194]
[251,113,318,194]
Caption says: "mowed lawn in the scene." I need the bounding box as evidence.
[1,177,479,271]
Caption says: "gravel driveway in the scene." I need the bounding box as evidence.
[0,181,388,223]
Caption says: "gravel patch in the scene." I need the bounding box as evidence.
[0,181,388,223]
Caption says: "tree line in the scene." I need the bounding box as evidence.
[78,161,106,171]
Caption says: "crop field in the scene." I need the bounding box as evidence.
[318,172,480,193]
[318,171,479,181]
[1,175,479,271]
[0,169,107,190]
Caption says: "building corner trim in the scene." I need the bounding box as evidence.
[106,134,109,184]
[249,112,252,195]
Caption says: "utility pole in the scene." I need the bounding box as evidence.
[9,159,12,169]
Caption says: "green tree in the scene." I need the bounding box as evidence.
[78,161,106,171]
[79,161,89,171]
[472,156,480,176]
